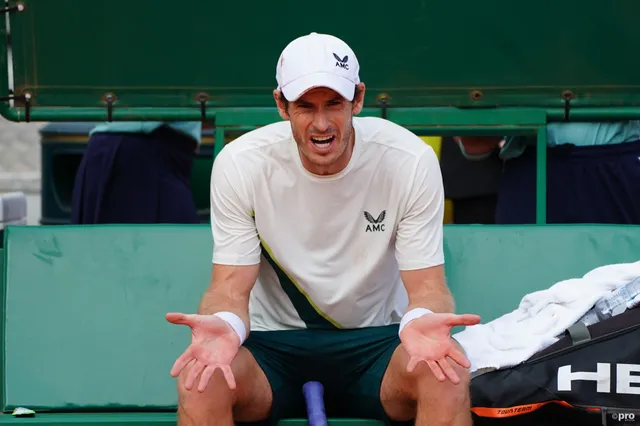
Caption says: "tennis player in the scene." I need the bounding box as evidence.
[167,32,480,426]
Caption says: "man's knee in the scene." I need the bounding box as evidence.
[177,360,235,408]
[382,345,471,421]
[415,360,470,404]
[176,348,273,423]
[411,357,471,426]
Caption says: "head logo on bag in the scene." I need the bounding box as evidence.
[557,363,640,394]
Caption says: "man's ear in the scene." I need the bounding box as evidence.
[351,83,366,116]
[273,90,290,120]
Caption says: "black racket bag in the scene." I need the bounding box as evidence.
[470,307,640,426]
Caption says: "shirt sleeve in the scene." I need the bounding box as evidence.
[394,148,445,270]
[210,151,261,265]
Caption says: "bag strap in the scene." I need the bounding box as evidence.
[566,321,592,345]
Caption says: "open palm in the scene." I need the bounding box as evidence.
[166,312,241,392]
[400,312,480,384]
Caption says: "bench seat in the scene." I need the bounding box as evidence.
[3,223,640,424]
[0,414,383,426]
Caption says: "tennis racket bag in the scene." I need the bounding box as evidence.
[469,307,640,426]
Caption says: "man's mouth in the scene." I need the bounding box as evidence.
[310,135,336,151]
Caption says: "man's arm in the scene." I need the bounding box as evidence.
[400,265,453,314]
[203,148,262,332]
[197,264,259,332]
[453,136,501,160]
[395,146,454,313]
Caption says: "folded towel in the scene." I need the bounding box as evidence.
[453,260,640,374]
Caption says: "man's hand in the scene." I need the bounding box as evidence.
[166,312,241,392]
[399,312,481,384]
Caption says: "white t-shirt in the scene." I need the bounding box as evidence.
[210,116,444,331]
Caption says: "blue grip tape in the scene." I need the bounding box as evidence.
[303,381,328,426]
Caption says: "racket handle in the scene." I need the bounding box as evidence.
[303,381,328,426]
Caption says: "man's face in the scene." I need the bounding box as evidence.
[274,83,365,176]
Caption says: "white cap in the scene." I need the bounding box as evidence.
[276,32,360,102]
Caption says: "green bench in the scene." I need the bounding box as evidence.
[1,224,640,425]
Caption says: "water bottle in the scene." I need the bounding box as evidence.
[578,276,640,327]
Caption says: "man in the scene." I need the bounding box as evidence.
[71,121,201,224]
[167,33,480,426]
[455,120,640,224]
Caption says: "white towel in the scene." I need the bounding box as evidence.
[453,260,640,374]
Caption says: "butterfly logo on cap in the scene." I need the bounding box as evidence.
[333,53,349,70]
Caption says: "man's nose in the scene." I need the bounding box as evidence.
[311,112,330,132]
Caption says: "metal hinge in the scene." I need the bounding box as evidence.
[0,91,32,121]
[0,2,25,15]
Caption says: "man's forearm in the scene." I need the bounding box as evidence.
[407,278,455,314]
[198,287,250,326]
[197,264,258,331]
[401,267,455,314]
[454,136,501,158]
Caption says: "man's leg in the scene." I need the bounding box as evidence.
[317,324,468,425]
[380,341,472,426]
[177,347,272,426]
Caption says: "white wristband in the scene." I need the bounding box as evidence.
[213,311,247,344]
[399,308,433,335]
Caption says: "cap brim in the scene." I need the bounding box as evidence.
[281,73,356,102]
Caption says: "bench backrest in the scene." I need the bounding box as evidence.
[2,224,640,412]
[0,248,3,298]
[2,225,212,412]
[444,225,640,324]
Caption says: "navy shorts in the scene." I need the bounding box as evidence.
[240,325,410,426]
[495,140,640,224]
[71,126,200,224]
